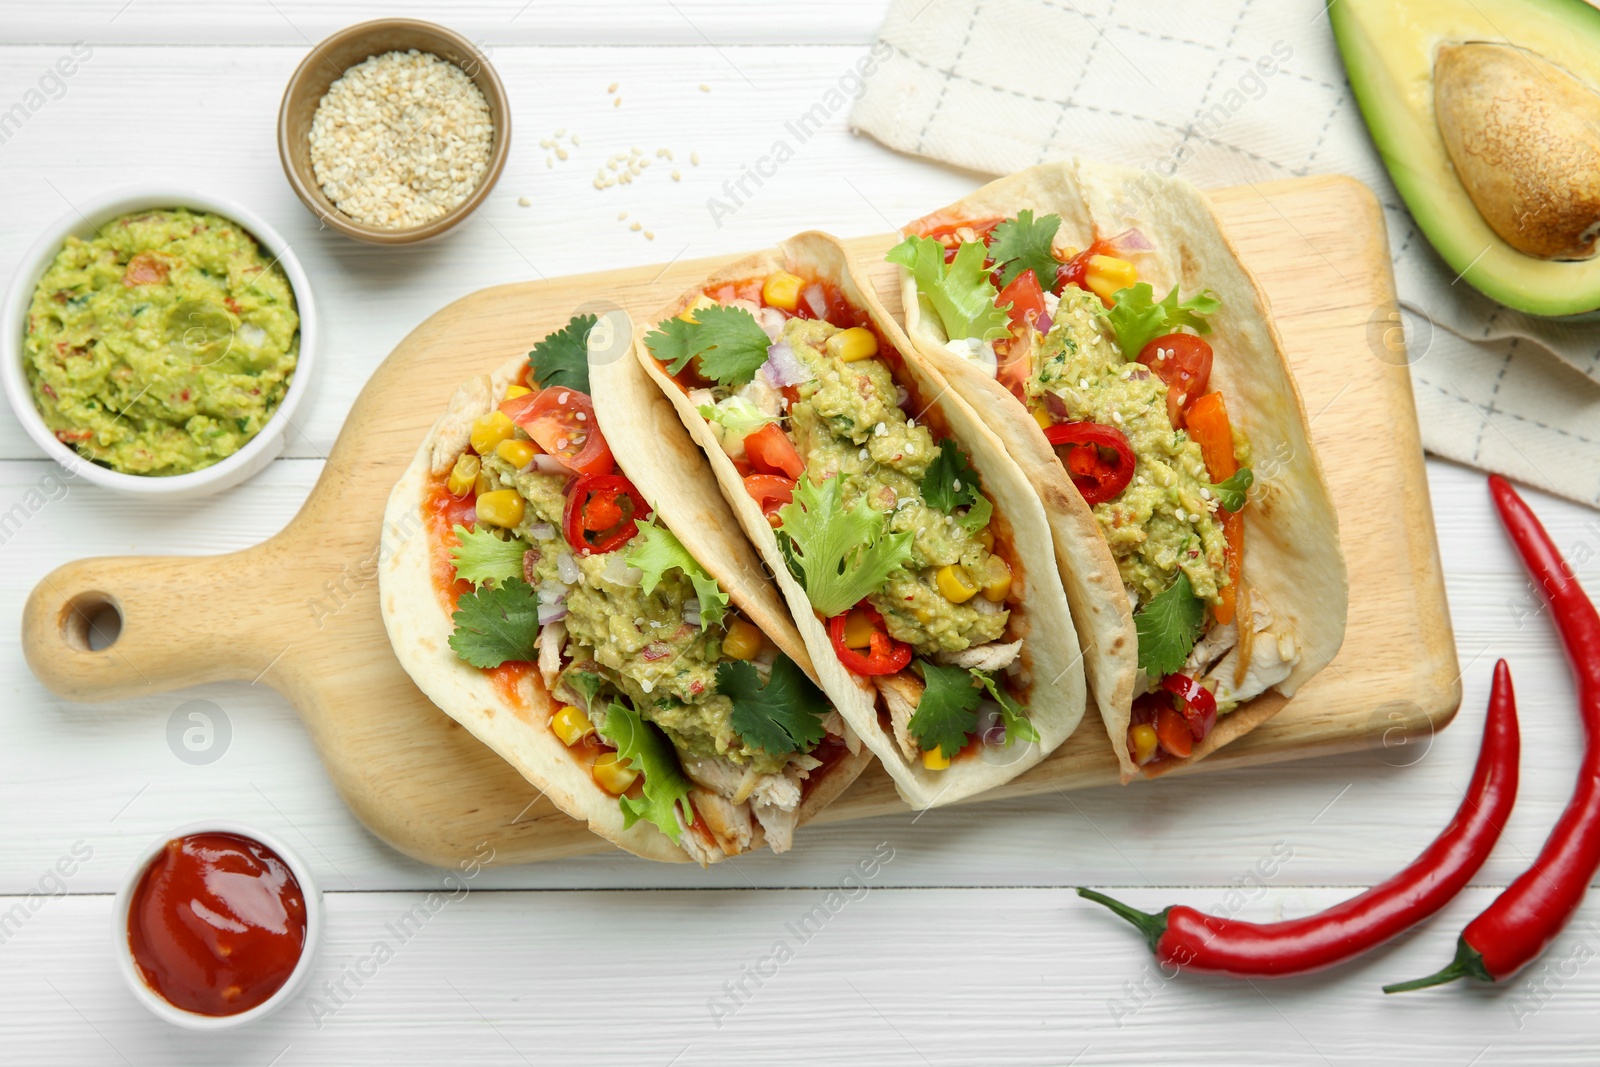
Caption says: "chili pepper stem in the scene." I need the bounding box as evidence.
[1382,936,1494,993]
[1075,888,1169,954]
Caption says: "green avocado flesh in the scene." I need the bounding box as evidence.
[1331,0,1600,318]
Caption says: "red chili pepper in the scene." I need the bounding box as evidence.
[1160,672,1217,741]
[1385,476,1600,992]
[827,603,913,677]
[1080,658,1520,977]
[562,473,650,556]
[1042,422,1136,505]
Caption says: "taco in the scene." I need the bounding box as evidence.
[634,232,1086,809]
[883,159,1347,781]
[379,311,872,864]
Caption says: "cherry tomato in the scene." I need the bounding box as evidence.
[996,269,1047,328]
[1160,673,1218,742]
[563,474,650,555]
[1138,333,1213,429]
[1154,704,1194,759]
[827,603,913,676]
[516,388,613,476]
[498,391,541,424]
[744,423,805,480]
[743,474,796,526]
[1042,421,1137,505]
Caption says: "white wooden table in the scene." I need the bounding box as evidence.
[3,3,1598,1062]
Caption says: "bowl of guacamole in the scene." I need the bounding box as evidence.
[2,188,318,498]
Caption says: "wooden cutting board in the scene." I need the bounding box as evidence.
[21,175,1458,869]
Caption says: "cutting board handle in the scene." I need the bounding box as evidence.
[22,550,286,702]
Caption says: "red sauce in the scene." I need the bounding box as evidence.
[424,480,477,612]
[126,833,307,1017]
[487,660,535,716]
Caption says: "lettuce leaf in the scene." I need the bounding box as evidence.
[598,702,695,843]
[450,524,529,589]
[624,519,730,628]
[1102,283,1220,360]
[775,474,915,619]
[887,235,1011,343]
[698,396,775,439]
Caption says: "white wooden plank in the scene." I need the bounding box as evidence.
[0,43,968,464]
[1,888,1595,1063]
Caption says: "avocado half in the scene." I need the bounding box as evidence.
[1331,0,1600,319]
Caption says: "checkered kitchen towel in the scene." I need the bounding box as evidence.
[851,0,1600,508]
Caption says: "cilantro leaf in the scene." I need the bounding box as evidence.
[1102,283,1221,360]
[562,668,605,712]
[1134,572,1208,677]
[624,519,730,629]
[987,210,1063,288]
[886,235,1012,343]
[644,305,771,387]
[909,660,982,758]
[718,655,829,756]
[775,474,915,618]
[972,669,1040,745]
[528,313,596,393]
[598,702,695,843]
[450,524,529,589]
[448,578,541,669]
[920,438,993,533]
[1209,467,1254,513]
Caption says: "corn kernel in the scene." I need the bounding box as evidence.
[922,747,951,771]
[980,556,1012,603]
[1032,406,1054,430]
[446,453,480,498]
[722,618,763,660]
[551,705,594,746]
[1131,724,1160,765]
[474,469,494,497]
[976,526,995,551]
[762,271,805,312]
[470,411,516,456]
[936,564,978,604]
[825,327,879,363]
[592,752,639,794]
[1084,255,1137,303]
[505,384,533,400]
[476,489,525,529]
[496,438,535,469]
[841,609,876,649]
[679,294,717,323]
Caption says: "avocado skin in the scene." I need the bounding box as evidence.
[1331,0,1600,319]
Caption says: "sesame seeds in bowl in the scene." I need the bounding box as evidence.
[277,19,511,245]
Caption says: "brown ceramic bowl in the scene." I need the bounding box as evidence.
[277,19,511,245]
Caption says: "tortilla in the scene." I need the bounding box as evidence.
[380,322,872,863]
[890,160,1348,781]
[633,232,1087,809]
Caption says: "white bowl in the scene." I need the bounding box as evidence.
[112,820,323,1030]
[1,187,318,499]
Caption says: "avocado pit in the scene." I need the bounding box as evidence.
[1434,42,1600,260]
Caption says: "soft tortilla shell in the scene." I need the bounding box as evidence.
[380,342,871,864]
[896,160,1348,781]
[633,232,1087,809]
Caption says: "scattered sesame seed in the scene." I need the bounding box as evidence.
[699,83,711,92]
[630,222,642,231]
[672,169,681,181]
[691,152,700,166]
[607,82,618,93]
[554,128,566,137]
[546,157,554,169]
[556,147,568,160]
[571,133,580,146]
[613,97,622,107]
[618,211,628,220]
[540,138,553,149]
[644,231,654,240]
[517,196,531,207]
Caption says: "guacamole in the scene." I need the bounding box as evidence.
[1027,288,1227,608]
[782,318,1008,652]
[24,208,300,477]
[479,448,787,774]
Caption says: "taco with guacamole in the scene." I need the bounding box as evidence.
[635,232,1086,809]
[380,312,872,864]
[883,160,1347,781]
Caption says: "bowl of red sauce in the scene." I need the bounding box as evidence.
[113,822,322,1028]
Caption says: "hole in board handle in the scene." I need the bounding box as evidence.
[61,593,122,652]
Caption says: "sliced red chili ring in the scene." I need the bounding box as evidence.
[827,602,913,677]
[1160,672,1218,742]
[563,473,651,556]
[1042,421,1137,505]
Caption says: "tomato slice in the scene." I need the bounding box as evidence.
[743,474,796,526]
[515,388,613,476]
[563,474,651,555]
[1138,333,1213,429]
[996,269,1047,328]
[1041,421,1137,506]
[744,423,805,480]
[1154,705,1194,759]
[1160,673,1218,742]
[827,603,913,676]
[499,391,541,424]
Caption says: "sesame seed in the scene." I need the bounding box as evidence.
[546,157,554,169]
[517,196,531,207]
[630,222,642,231]
[874,422,887,436]
[952,479,962,491]
[607,82,618,93]
[644,231,655,240]
[691,151,700,166]
[618,211,628,220]
[614,97,622,107]
[672,169,681,181]
[858,448,869,461]
[700,83,711,92]
[554,128,566,137]
[556,147,568,160]
[571,134,581,146]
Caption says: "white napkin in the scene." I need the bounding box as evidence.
[851,0,1600,508]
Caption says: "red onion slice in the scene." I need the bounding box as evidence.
[1035,312,1053,335]
[537,602,569,626]
[530,454,569,475]
[761,341,809,387]
[1105,227,1154,255]
[803,284,827,318]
